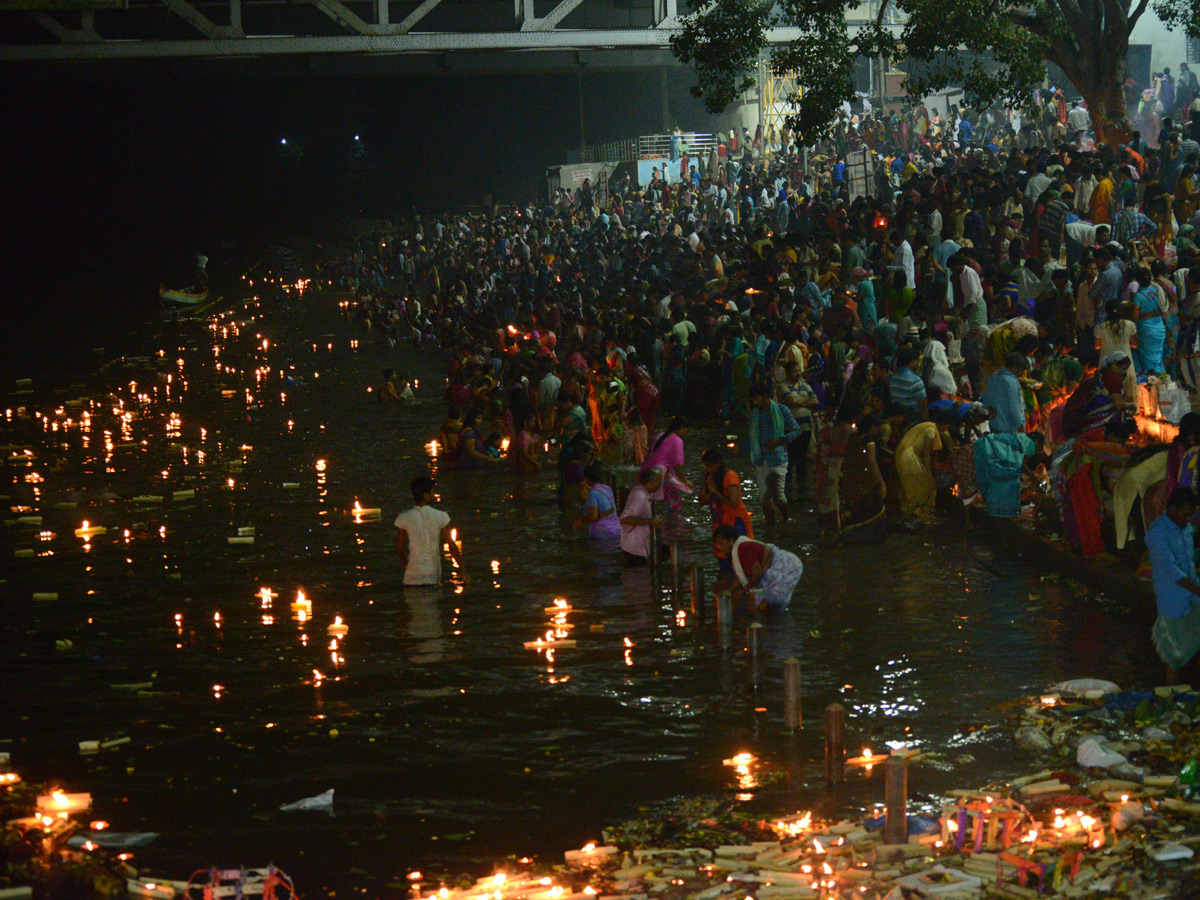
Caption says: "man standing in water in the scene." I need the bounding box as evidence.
[395,475,467,585]
[747,383,800,527]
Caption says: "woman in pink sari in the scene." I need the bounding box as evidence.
[639,416,694,511]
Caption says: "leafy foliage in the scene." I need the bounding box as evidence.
[671,0,1171,144]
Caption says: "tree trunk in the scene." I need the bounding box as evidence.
[1079,73,1134,147]
[1052,37,1132,147]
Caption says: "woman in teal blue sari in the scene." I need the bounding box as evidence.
[1132,265,1167,374]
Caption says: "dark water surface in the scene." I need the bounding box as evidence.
[0,289,1164,895]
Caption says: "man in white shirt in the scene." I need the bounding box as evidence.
[953,254,987,329]
[1066,101,1091,134]
[395,476,466,586]
[888,231,916,289]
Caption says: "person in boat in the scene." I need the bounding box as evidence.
[711,525,804,611]
[192,254,209,292]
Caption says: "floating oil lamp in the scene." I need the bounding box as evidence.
[524,633,577,650]
[352,501,381,522]
[291,589,313,623]
[37,790,91,815]
[327,616,349,638]
[846,747,879,767]
[543,598,572,615]
[75,520,106,539]
[563,843,617,864]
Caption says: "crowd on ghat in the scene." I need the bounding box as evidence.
[322,69,1200,667]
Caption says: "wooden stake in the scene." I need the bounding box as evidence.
[782,656,801,730]
[824,703,845,788]
[883,754,908,845]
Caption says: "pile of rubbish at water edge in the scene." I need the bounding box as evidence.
[417,780,1200,900]
[0,764,296,900]
[411,684,1200,899]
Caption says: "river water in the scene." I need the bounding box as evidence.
[0,286,1165,896]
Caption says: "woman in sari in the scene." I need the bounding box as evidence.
[713,526,804,611]
[1055,424,1133,556]
[455,408,501,470]
[574,464,622,540]
[1062,352,1135,441]
[1168,412,1200,494]
[640,416,694,511]
[699,448,754,579]
[895,419,944,522]
[436,406,464,457]
[817,406,887,542]
[1132,266,1168,374]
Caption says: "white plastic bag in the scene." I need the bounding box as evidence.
[280,788,334,812]
[1048,678,1119,696]
[1076,738,1127,769]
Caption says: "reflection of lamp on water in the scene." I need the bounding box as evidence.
[327,616,349,637]
[426,440,440,457]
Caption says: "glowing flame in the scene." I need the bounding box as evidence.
[52,791,68,809]
[582,842,596,852]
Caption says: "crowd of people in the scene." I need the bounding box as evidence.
[331,71,1200,670]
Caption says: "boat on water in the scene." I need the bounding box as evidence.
[159,284,209,309]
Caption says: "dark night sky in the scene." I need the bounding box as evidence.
[0,63,720,372]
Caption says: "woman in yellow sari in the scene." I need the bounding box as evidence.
[895,420,944,522]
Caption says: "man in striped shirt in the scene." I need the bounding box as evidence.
[888,344,928,419]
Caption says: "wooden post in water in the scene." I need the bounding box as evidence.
[648,520,660,571]
[825,703,845,788]
[883,755,908,845]
[669,539,680,591]
[782,657,801,730]
[716,591,733,651]
[748,622,763,666]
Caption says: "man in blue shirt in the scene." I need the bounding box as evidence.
[1148,487,1200,680]
[748,382,801,527]
[981,352,1028,433]
[888,345,928,419]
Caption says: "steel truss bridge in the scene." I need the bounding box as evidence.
[0,0,805,66]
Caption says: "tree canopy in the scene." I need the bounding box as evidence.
[670,0,1200,145]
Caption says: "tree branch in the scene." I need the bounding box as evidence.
[1102,0,1129,39]
[1126,0,1150,28]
